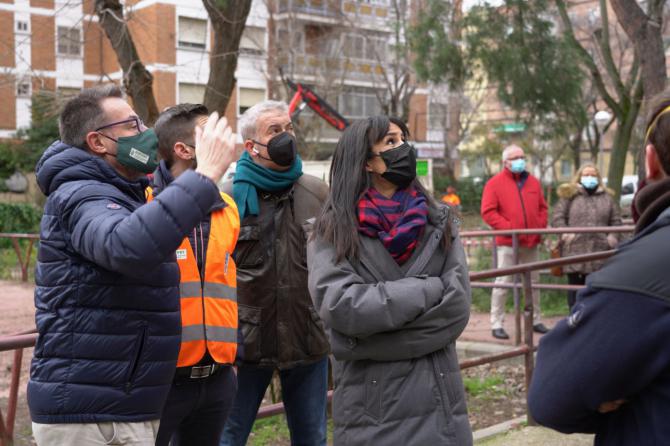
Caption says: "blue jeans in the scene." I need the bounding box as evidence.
[220,357,328,446]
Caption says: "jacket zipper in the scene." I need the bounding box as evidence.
[516,179,529,229]
[125,324,147,393]
[196,224,208,346]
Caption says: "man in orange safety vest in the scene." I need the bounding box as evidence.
[150,104,240,446]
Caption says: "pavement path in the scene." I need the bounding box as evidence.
[476,425,593,445]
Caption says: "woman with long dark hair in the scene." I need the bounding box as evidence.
[307,116,472,445]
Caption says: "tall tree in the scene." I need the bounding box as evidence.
[202,0,253,115]
[95,0,159,125]
[556,0,643,199]
[466,0,586,135]
[409,0,473,180]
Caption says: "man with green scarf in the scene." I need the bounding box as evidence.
[220,100,330,446]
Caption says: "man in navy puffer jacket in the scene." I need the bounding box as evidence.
[28,85,237,445]
[528,93,670,445]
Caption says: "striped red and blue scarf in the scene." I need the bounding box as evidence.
[357,186,429,264]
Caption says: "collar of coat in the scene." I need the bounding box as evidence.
[557,182,613,200]
[635,177,670,233]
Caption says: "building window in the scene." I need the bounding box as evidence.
[429,100,449,131]
[277,29,304,53]
[343,34,386,60]
[238,88,265,115]
[16,20,29,33]
[179,83,206,104]
[17,80,31,98]
[57,27,81,56]
[561,160,572,178]
[339,88,382,119]
[178,17,207,50]
[240,27,265,55]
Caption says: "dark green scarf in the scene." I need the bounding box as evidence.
[232,151,303,220]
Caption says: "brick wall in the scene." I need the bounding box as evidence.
[0,11,14,68]
[0,74,16,130]
[30,0,54,8]
[31,15,55,71]
[129,3,175,65]
[152,70,176,111]
[409,93,428,142]
[83,21,121,76]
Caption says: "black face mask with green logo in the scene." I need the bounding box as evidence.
[98,128,159,174]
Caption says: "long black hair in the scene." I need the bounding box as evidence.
[313,115,449,262]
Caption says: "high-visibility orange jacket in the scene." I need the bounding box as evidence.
[147,186,240,366]
[441,193,461,206]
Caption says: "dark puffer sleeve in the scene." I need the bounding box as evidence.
[66,170,220,278]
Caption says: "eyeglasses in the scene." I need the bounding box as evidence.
[95,117,145,133]
[507,155,526,161]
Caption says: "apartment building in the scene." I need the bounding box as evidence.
[0,0,270,137]
[269,0,449,160]
[0,0,447,164]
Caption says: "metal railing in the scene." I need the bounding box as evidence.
[460,225,634,345]
[0,225,634,442]
[0,233,38,282]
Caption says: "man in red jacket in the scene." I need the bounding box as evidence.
[481,144,549,339]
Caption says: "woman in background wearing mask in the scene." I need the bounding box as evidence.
[307,116,472,446]
[552,164,622,308]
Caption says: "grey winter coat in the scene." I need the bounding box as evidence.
[307,206,472,446]
[552,183,622,273]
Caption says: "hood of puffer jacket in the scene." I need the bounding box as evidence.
[557,182,614,200]
[36,140,148,200]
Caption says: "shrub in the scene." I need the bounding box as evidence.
[0,203,42,248]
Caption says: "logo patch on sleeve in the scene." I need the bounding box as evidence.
[106,203,122,210]
[176,249,187,260]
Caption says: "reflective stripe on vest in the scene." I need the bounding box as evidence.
[147,187,240,367]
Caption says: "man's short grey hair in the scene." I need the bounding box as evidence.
[59,84,123,150]
[502,144,524,162]
[238,100,289,141]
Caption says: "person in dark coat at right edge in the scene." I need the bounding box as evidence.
[528,91,670,445]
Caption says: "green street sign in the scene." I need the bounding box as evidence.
[494,122,527,133]
[416,159,428,176]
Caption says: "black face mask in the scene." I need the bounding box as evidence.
[378,142,417,189]
[252,132,297,167]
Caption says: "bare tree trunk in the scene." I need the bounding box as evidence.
[442,0,464,183]
[610,0,667,100]
[95,0,159,126]
[609,0,667,181]
[202,0,253,115]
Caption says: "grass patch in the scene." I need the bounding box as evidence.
[464,375,505,398]
[248,415,291,446]
[247,415,334,446]
[467,239,571,318]
[0,243,37,281]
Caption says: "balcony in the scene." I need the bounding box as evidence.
[278,53,386,82]
[277,0,343,18]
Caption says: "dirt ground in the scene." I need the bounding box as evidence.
[464,363,528,431]
[0,280,36,445]
[0,279,564,445]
